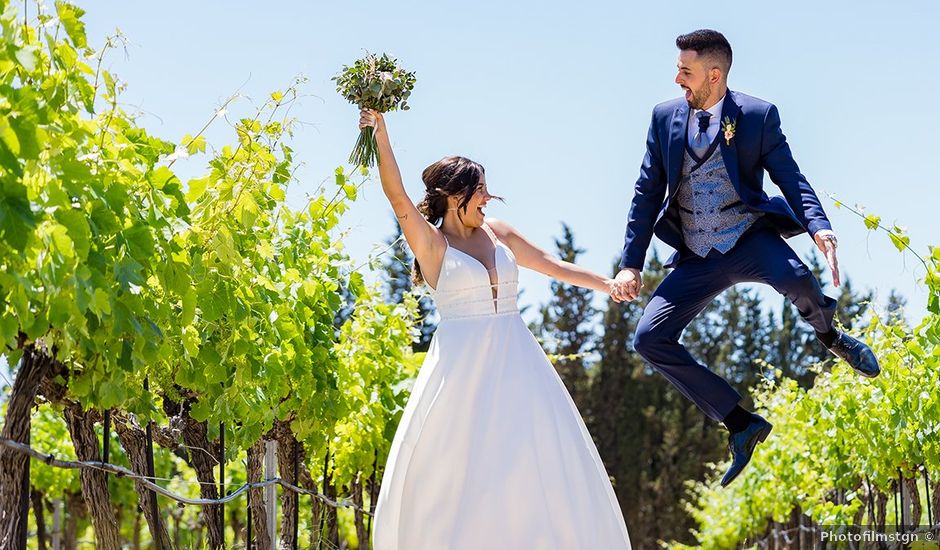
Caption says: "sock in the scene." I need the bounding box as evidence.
[816,327,839,348]
[722,404,753,434]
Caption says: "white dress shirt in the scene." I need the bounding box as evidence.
[687,95,724,145]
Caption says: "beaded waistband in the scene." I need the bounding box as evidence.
[438,310,521,322]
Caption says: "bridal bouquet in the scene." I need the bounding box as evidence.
[333,52,416,168]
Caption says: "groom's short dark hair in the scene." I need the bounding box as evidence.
[676,29,732,76]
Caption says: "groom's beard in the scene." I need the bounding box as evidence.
[687,80,713,110]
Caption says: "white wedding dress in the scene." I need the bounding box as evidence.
[372,225,631,550]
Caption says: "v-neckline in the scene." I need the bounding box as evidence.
[442,226,503,312]
[446,240,500,275]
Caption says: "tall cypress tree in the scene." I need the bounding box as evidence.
[835,277,874,331]
[584,256,654,496]
[696,287,775,406]
[534,223,597,406]
[585,251,727,546]
[884,289,908,328]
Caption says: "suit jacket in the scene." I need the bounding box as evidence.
[619,89,831,270]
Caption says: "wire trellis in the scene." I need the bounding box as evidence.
[0,435,371,515]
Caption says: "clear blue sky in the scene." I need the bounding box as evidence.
[79,0,938,322]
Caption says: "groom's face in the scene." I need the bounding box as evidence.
[675,50,714,110]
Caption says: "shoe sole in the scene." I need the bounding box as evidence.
[721,423,773,488]
[831,348,881,378]
[757,423,772,443]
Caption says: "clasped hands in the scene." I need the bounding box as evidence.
[607,268,642,304]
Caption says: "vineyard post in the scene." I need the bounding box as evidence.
[143,378,159,540]
[220,421,225,546]
[103,409,111,500]
[318,446,331,545]
[103,410,111,464]
[900,468,911,533]
[367,453,377,540]
[265,440,277,544]
[925,467,933,526]
[52,498,62,550]
[895,477,900,533]
[292,439,299,550]
[246,448,252,550]
[18,430,30,549]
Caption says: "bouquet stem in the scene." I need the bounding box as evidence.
[349,126,380,168]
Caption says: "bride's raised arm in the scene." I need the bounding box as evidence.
[485,218,625,302]
[359,109,445,283]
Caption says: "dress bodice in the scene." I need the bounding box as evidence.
[428,228,520,321]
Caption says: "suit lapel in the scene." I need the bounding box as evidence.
[667,103,688,192]
[718,90,743,191]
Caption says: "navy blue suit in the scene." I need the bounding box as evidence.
[620,90,837,421]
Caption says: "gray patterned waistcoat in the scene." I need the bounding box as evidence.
[674,143,763,257]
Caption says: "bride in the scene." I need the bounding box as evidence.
[361,109,632,550]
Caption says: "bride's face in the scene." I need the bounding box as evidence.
[451,176,493,228]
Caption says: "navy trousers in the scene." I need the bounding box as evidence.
[632,224,837,422]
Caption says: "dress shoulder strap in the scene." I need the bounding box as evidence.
[480,222,498,244]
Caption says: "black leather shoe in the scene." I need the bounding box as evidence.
[720,414,773,487]
[828,331,880,378]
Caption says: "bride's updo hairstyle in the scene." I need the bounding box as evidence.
[412,156,500,286]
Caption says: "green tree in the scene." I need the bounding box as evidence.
[585,252,727,546]
[884,288,908,327]
[680,286,775,408]
[533,224,596,406]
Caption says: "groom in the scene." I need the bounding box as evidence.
[612,29,880,487]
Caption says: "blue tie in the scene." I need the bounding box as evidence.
[691,111,712,157]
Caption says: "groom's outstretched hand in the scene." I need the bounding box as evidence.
[611,268,642,302]
[813,229,841,288]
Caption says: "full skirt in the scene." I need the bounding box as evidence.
[372,313,631,550]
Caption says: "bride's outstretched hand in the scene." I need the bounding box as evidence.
[359,108,386,136]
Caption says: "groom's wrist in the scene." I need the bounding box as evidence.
[807,219,832,237]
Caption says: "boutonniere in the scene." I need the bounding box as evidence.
[721,116,736,145]
[721,116,734,145]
